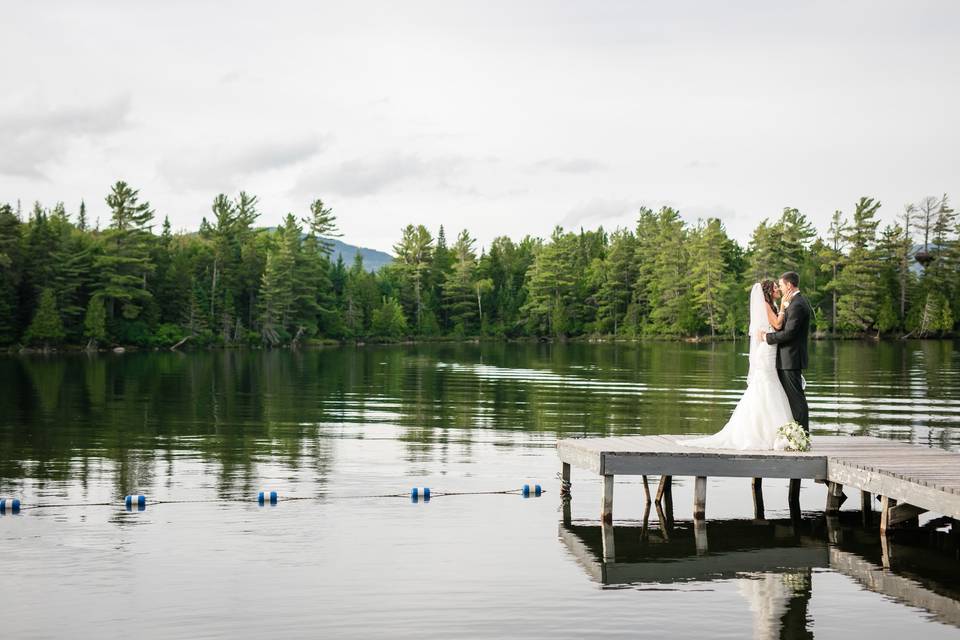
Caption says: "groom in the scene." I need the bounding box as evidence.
[759,271,811,433]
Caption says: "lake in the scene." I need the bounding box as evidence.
[1,341,959,639]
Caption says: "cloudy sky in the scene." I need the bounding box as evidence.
[3,1,957,253]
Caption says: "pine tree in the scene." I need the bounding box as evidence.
[83,294,108,348]
[688,218,732,337]
[258,241,294,345]
[817,210,848,334]
[0,203,22,344]
[835,197,882,331]
[595,229,636,335]
[25,288,65,347]
[392,224,433,333]
[77,200,88,232]
[94,181,156,321]
[647,208,691,335]
[442,230,479,333]
[371,297,408,338]
[522,227,577,336]
[303,198,340,256]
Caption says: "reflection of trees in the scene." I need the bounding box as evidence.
[1,340,957,495]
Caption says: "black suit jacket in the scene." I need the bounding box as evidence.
[765,293,811,370]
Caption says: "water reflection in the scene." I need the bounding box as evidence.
[1,341,959,496]
[559,515,960,634]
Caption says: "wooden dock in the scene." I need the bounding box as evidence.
[557,435,960,531]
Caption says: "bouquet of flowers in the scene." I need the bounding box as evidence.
[773,421,811,452]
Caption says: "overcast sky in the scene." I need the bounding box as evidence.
[3,1,957,253]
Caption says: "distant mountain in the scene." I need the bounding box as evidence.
[324,237,393,272]
[259,227,393,272]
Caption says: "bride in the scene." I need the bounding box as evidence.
[679,280,795,450]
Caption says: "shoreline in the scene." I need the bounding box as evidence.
[6,332,957,355]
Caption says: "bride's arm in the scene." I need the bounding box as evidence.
[766,303,784,330]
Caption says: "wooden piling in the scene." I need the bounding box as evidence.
[826,481,846,513]
[752,478,765,520]
[641,475,651,505]
[693,518,708,555]
[789,478,801,510]
[601,475,614,523]
[655,475,672,504]
[694,476,707,520]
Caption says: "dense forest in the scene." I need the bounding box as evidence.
[0,181,957,349]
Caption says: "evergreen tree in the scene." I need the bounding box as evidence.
[835,197,882,331]
[83,294,108,347]
[77,200,88,231]
[94,181,156,321]
[0,203,22,344]
[688,218,732,337]
[522,227,577,336]
[304,198,340,256]
[25,288,65,347]
[371,297,408,338]
[442,230,479,333]
[392,224,433,333]
[646,208,692,335]
[258,240,294,345]
[817,210,847,333]
[595,229,636,335]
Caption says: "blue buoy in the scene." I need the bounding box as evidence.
[522,484,542,498]
[0,498,21,514]
[124,495,146,511]
[258,491,278,505]
[410,487,431,502]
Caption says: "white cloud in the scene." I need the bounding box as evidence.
[0,94,131,179]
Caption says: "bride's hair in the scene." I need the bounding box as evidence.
[760,279,777,309]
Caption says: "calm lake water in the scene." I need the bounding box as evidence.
[1,341,959,639]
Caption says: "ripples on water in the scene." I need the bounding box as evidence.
[0,340,958,638]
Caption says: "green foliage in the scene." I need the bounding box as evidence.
[25,288,66,346]
[83,294,108,344]
[372,297,408,338]
[1,185,958,347]
[94,181,156,321]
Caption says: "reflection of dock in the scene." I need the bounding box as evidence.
[829,546,960,627]
[559,519,828,585]
[557,435,960,531]
[559,516,960,630]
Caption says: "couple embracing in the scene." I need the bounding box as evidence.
[681,272,811,451]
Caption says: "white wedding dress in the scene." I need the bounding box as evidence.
[679,283,794,450]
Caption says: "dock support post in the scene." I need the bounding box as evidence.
[655,501,671,541]
[601,475,614,523]
[693,518,708,555]
[561,462,571,495]
[642,475,651,505]
[601,521,615,562]
[655,475,672,504]
[693,476,707,520]
[860,490,871,525]
[826,482,846,513]
[752,478,765,520]
[880,495,896,534]
[788,479,801,509]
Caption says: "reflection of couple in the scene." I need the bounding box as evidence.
[681,272,811,450]
[739,570,813,640]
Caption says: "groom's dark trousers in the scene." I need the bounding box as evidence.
[765,293,812,434]
[777,369,809,433]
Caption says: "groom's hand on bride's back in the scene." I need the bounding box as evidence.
[758,330,767,342]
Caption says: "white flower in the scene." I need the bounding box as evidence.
[774,421,810,452]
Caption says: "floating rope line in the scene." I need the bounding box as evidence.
[11,487,546,512]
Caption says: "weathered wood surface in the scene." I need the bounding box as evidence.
[557,435,960,519]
